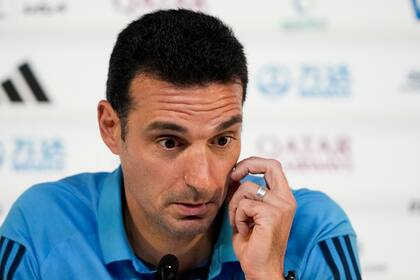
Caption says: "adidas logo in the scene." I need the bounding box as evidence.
[1,62,50,104]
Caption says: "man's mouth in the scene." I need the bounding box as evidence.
[173,202,211,217]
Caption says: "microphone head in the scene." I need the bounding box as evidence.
[157,254,179,280]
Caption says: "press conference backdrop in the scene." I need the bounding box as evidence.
[0,0,419,278]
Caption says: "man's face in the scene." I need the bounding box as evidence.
[119,74,243,237]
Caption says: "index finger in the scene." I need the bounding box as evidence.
[231,156,292,198]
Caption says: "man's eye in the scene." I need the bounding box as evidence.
[215,136,231,147]
[158,138,178,150]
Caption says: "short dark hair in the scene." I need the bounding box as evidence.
[106,9,248,139]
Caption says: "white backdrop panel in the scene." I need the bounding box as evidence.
[1,0,420,279]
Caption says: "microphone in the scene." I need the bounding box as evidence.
[156,254,179,280]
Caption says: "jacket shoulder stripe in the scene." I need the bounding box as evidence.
[319,240,341,280]
[0,239,14,278]
[332,237,352,279]
[6,244,26,280]
[0,237,5,253]
[344,235,362,280]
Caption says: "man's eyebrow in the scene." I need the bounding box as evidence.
[146,121,188,133]
[146,115,242,134]
[215,115,242,132]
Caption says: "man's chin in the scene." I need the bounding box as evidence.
[164,217,213,237]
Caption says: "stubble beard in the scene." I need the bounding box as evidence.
[151,205,220,239]
[150,185,225,238]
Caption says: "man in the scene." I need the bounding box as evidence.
[0,9,361,280]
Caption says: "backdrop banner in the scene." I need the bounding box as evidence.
[1,0,419,279]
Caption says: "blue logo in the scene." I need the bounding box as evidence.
[299,64,351,97]
[12,138,65,171]
[256,66,291,96]
[256,64,351,98]
[413,0,420,20]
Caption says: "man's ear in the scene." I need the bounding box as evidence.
[97,100,122,155]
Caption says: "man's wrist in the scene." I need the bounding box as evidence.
[246,275,285,280]
[245,270,284,280]
[245,270,297,280]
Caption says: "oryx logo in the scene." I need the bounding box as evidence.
[413,0,420,20]
[1,62,50,104]
[256,66,291,97]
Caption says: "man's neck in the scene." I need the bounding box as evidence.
[123,198,217,275]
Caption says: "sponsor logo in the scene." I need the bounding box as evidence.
[0,138,65,171]
[12,138,65,171]
[255,135,352,171]
[112,0,207,15]
[1,62,51,104]
[23,2,67,15]
[280,0,328,31]
[409,199,420,215]
[401,69,420,93]
[256,64,351,98]
[0,0,66,19]
[256,66,291,96]
[413,0,420,20]
[299,64,351,97]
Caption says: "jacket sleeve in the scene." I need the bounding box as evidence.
[0,235,40,280]
[0,187,42,280]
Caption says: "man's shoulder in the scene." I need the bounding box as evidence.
[12,171,110,213]
[285,188,356,271]
[292,188,354,239]
[0,171,111,245]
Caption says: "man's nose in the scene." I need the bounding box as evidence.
[183,146,214,190]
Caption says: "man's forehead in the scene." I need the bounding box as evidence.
[129,74,243,105]
[127,74,243,135]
